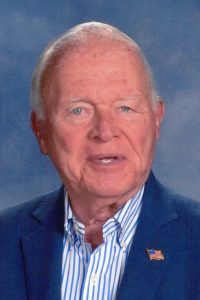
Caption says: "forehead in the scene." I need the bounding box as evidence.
[41,41,151,101]
[58,42,148,84]
[59,40,143,70]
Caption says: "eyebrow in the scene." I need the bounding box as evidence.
[67,97,91,103]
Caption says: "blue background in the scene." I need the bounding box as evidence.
[0,0,200,209]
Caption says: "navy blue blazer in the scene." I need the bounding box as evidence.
[0,172,200,300]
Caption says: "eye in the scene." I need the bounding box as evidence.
[71,107,83,115]
[120,106,132,112]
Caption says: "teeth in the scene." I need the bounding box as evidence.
[100,158,114,163]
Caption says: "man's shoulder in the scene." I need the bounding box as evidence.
[146,172,200,222]
[0,186,64,237]
[159,179,200,213]
[0,187,62,219]
[152,173,200,222]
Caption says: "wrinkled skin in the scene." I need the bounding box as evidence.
[32,42,164,245]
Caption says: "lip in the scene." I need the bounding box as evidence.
[87,153,126,166]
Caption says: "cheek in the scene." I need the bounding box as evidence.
[47,125,87,163]
[45,126,88,181]
[125,117,156,155]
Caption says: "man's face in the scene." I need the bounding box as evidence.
[33,43,164,202]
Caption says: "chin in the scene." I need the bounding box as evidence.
[87,181,136,200]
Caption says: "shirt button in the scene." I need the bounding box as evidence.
[121,240,126,251]
[91,273,98,284]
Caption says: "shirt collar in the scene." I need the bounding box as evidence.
[64,187,144,247]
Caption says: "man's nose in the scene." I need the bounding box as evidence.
[88,111,120,142]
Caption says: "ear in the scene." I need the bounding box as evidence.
[154,97,165,139]
[30,111,48,155]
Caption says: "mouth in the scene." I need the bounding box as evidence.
[99,157,118,164]
[87,154,125,165]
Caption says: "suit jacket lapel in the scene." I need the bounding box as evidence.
[21,187,65,300]
[117,173,179,300]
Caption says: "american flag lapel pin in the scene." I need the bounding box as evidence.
[146,248,165,261]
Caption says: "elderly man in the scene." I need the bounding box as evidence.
[0,22,200,300]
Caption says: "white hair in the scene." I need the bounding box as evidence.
[30,21,158,119]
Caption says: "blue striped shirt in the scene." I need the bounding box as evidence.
[62,187,144,300]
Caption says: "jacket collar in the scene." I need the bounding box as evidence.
[141,171,178,226]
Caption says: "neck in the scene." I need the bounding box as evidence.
[66,189,139,249]
[71,202,119,250]
[68,191,131,225]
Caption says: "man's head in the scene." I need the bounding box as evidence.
[31,21,164,204]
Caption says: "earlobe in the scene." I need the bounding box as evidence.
[155,97,165,139]
[30,112,48,155]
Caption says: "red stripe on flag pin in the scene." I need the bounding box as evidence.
[146,249,165,261]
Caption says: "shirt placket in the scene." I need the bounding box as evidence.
[81,246,102,300]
